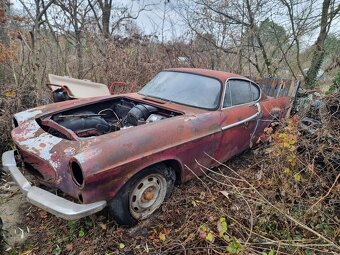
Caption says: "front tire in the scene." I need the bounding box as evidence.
[108,164,175,226]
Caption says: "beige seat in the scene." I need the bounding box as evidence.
[48,74,110,99]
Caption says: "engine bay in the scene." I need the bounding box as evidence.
[38,97,182,138]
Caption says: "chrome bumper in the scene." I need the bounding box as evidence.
[2,150,107,220]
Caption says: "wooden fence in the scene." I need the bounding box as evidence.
[249,77,300,99]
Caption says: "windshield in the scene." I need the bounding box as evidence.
[139,71,222,109]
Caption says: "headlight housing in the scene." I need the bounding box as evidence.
[70,160,84,187]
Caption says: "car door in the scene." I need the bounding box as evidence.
[215,79,261,163]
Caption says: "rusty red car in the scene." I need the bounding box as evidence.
[2,68,290,226]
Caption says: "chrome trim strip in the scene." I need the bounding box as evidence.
[2,150,107,220]
[222,103,261,131]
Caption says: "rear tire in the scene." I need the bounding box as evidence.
[108,164,175,226]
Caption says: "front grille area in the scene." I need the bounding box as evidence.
[16,148,56,182]
[24,162,44,180]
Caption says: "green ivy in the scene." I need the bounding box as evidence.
[328,70,340,94]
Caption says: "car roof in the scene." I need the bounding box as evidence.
[165,68,245,82]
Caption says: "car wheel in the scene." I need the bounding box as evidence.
[108,164,176,226]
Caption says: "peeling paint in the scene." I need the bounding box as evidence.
[19,133,62,162]
[13,121,40,140]
[64,147,76,156]
[184,115,197,121]
[14,109,42,123]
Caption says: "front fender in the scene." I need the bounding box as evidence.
[73,112,221,203]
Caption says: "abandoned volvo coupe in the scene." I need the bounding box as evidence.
[2,68,291,226]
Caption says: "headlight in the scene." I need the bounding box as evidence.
[70,160,84,187]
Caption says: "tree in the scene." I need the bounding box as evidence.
[280,0,340,87]
[88,0,154,39]
[305,0,340,87]
[324,34,340,72]
[55,0,92,78]
[88,0,112,38]
[17,0,55,49]
[258,19,287,46]
[324,34,340,56]
[0,0,10,42]
[180,0,291,76]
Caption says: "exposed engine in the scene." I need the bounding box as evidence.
[39,97,180,138]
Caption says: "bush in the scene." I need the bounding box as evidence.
[328,70,340,94]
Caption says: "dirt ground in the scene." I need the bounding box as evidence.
[0,173,29,250]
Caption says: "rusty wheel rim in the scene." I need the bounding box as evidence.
[129,173,167,220]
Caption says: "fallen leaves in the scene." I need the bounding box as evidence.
[3,89,17,98]
[226,239,243,254]
[65,243,73,252]
[198,224,215,243]
[217,217,227,237]
[98,222,107,230]
[148,226,169,243]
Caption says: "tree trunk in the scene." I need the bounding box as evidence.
[305,0,331,87]
[246,0,272,76]
[0,0,9,43]
[0,0,10,85]
[75,30,83,78]
[101,0,112,38]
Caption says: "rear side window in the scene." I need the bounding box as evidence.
[250,83,260,101]
[223,79,260,107]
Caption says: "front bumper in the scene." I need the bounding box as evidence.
[2,150,107,220]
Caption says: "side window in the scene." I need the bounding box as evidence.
[223,79,260,108]
[229,80,251,105]
[223,86,232,107]
[250,83,260,101]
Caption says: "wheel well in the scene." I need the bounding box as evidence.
[147,159,182,184]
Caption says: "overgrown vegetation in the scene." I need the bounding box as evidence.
[329,70,340,94]
[2,92,337,254]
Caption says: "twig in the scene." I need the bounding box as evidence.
[307,173,340,213]
[205,153,340,250]
[195,160,254,245]
[184,164,212,195]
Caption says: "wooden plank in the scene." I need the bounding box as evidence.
[268,79,278,97]
[287,80,299,98]
[285,80,300,118]
[252,76,299,99]
[276,80,284,98]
